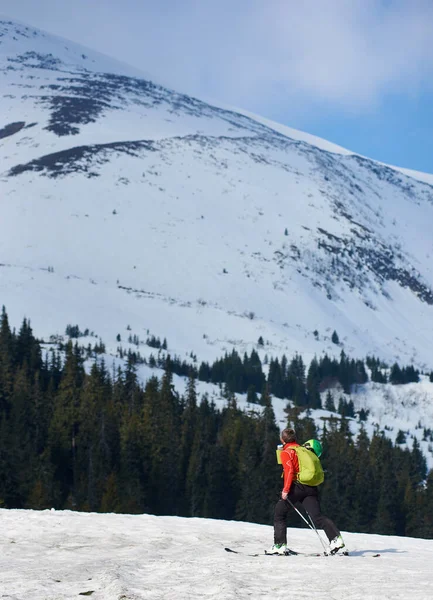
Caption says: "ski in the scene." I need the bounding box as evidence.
[224,547,320,557]
[264,549,323,557]
[225,547,380,558]
[290,552,380,558]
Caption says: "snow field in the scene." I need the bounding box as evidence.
[1,509,433,600]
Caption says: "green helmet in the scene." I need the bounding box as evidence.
[304,439,323,458]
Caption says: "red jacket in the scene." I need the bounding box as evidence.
[280,442,300,494]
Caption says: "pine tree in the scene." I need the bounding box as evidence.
[235,418,261,522]
[389,363,403,384]
[421,471,433,536]
[48,341,84,507]
[7,365,37,505]
[100,472,122,513]
[178,375,198,515]
[267,358,285,398]
[203,442,232,519]
[186,397,219,516]
[247,385,259,404]
[0,413,19,507]
[287,354,307,406]
[76,361,114,511]
[245,349,265,392]
[351,427,375,532]
[119,410,147,513]
[324,390,336,412]
[408,438,427,485]
[370,434,403,535]
[395,430,406,444]
[306,357,322,409]
[254,388,281,523]
[123,356,142,415]
[147,365,181,514]
[320,417,356,531]
[0,306,15,411]
[16,318,42,375]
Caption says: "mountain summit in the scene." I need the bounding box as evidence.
[1,18,433,368]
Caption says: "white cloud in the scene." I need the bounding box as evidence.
[3,0,433,114]
[177,0,433,112]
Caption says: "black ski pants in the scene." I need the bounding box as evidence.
[274,483,340,545]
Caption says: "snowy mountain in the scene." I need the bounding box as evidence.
[1,508,433,599]
[1,18,433,464]
[2,18,433,364]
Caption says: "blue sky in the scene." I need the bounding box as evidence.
[3,0,433,173]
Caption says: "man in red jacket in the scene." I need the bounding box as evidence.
[267,428,345,555]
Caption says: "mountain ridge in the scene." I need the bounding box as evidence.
[1,16,433,374]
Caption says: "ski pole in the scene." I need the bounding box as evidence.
[286,498,314,530]
[305,509,329,554]
[286,498,328,554]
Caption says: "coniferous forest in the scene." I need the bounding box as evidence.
[1,307,433,539]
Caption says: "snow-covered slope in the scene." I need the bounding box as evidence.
[2,18,433,369]
[1,508,432,599]
[2,18,433,455]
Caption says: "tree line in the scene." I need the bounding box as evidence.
[0,307,432,539]
[114,338,427,402]
[195,347,421,405]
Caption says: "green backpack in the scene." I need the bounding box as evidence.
[293,446,324,486]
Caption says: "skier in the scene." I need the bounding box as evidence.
[267,427,345,555]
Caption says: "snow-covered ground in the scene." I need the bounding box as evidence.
[1,508,432,600]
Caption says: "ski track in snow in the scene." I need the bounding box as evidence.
[1,509,432,600]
